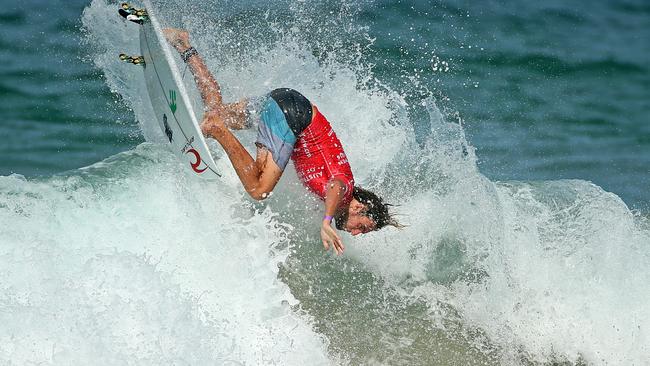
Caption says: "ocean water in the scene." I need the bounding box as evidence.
[1,0,649,365]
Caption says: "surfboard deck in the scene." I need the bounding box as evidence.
[129,0,220,179]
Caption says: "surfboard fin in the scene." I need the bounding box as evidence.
[118,2,148,24]
[119,53,145,66]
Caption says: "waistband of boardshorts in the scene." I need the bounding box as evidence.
[268,88,313,136]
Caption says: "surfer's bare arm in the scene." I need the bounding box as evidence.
[321,179,346,255]
[201,110,282,200]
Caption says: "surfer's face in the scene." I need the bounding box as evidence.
[345,215,376,236]
[343,200,376,235]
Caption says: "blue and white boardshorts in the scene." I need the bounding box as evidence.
[247,88,313,171]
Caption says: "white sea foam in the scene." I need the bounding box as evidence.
[0,145,332,365]
[348,100,650,365]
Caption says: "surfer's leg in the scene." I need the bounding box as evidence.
[164,29,225,112]
[164,29,253,131]
[202,111,283,200]
[187,53,225,112]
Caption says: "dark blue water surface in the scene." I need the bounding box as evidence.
[0,0,140,174]
[0,0,648,209]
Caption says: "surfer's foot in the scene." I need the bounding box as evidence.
[163,28,191,53]
[200,110,227,138]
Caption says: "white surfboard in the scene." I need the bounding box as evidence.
[137,1,220,179]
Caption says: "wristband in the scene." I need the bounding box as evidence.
[181,47,198,63]
[323,215,334,223]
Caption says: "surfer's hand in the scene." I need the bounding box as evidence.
[163,28,191,52]
[321,220,345,255]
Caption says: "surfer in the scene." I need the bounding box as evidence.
[164,29,401,254]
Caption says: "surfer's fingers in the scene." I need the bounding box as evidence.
[334,240,344,255]
[332,232,344,255]
[322,239,330,252]
[324,238,341,255]
[332,244,340,256]
[326,236,340,255]
[331,233,344,253]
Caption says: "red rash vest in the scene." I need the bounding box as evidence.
[291,106,355,204]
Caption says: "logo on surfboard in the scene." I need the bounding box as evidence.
[163,114,173,142]
[181,137,207,173]
[186,148,208,173]
[168,89,177,114]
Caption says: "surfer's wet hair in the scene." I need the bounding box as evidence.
[336,186,402,230]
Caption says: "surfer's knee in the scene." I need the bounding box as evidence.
[247,188,272,201]
[247,168,279,201]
